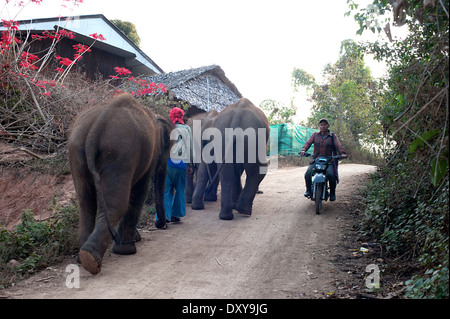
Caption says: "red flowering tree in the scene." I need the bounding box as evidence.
[0,0,167,152]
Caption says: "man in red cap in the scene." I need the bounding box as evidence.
[158,107,193,223]
[298,118,347,201]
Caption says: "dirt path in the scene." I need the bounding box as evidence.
[3,164,376,299]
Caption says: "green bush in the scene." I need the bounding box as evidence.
[360,160,449,298]
[0,207,79,288]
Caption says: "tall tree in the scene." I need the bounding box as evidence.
[259,99,296,125]
[111,19,141,47]
[292,39,382,146]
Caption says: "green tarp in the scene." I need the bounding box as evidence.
[269,123,316,156]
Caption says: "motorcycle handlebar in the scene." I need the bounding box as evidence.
[299,152,343,160]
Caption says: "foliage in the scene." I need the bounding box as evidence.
[259,99,296,125]
[1,1,166,154]
[0,207,79,288]
[292,39,384,164]
[293,40,382,144]
[111,19,141,47]
[0,0,168,288]
[346,0,449,298]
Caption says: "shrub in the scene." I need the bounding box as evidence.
[0,206,79,288]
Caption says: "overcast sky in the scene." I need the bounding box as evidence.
[3,0,396,122]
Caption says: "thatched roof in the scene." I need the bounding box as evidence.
[145,65,242,113]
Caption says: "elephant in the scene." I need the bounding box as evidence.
[67,93,173,275]
[185,110,220,207]
[191,98,270,220]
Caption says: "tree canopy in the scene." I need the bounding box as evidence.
[292,39,382,148]
[345,0,448,298]
[111,19,141,47]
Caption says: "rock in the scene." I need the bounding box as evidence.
[8,259,20,268]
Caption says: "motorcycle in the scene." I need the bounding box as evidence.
[302,153,343,214]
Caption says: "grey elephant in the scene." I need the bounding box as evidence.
[185,110,220,207]
[191,98,270,220]
[68,94,173,275]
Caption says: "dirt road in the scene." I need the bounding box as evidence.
[3,164,376,299]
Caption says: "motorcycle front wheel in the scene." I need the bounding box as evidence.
[315,184,323,215]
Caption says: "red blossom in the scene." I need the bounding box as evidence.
[59,57,73,66]
[59,29,76,39]
[89,33,106,41]
[1,31,21,50]
[1,19,19,30]
[114,66,132,76]
[64,0,84,6]
[72,43,91,54]
[31,34,43,41]
[20,52,39,62]
[19,60,38,70]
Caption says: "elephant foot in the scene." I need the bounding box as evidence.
[135,229,141,242]
[191,201,205,210]
[204,195,217,202]
[219,211,234,220]
[79,246,102,275]
[236,207,252,216]
[155,218,167,229]
[235,201,252,216]
[112,242,137,255]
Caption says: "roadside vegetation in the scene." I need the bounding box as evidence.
[291,0,448,298]
[1,0,448,298]
[0,1,169,288]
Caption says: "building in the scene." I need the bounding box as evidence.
[145,65,242,117]
[1,14,163,79]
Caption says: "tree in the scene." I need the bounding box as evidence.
[347,0,448,186]
[346,0,449,298]
[111,19,141,47]
[292,39,382,146]
[259,99,296,125]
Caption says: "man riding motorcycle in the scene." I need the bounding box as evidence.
[298,118,347,201]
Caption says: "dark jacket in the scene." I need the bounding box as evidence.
[301,130,346,157]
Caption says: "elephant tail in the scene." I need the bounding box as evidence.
[205,162,223,194]
[85,116,122,245]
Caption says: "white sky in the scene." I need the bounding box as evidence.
[2,0,400,122]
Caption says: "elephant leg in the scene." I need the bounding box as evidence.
[191,162,208,210]
[204,162,218,202]
[219,163,235,220]
[113,170,152,255]
[154,163,168,229]
[185,166,195,204]
[72,174,96,264]
[78,172,132,275]
[235,163,267,216]
[232,164,243,209]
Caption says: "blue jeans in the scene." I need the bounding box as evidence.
[158,165,186,221]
